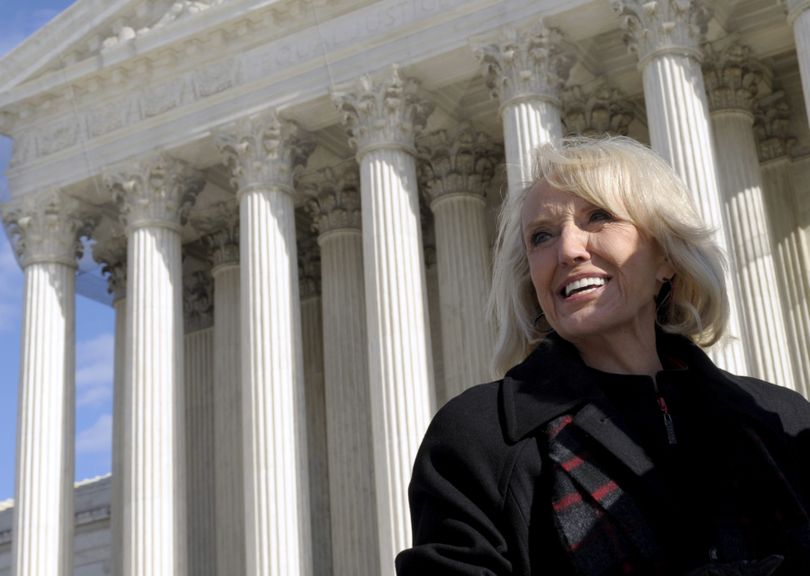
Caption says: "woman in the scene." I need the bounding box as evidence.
[395,136,810,575]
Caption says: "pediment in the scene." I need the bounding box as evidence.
[0,0,232,93]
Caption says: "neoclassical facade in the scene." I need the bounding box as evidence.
[1,0,809,575]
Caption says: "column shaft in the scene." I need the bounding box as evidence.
[300,295,332,576]
[432,195,494,401]
[320,229,378,576]
[211,263,245,576]
[761,159,810,395]
[711,111,795,386]
[642,53,747,373]
[112,296,126,576]
[791,9,810,132]
[502,99,563,196]
[241,188,311,576]
[184,328,216,576]
[13,262,75,576]
[123,225,186,576]
[361,147,433,567]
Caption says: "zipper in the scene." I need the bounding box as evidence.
[653,376,678,446]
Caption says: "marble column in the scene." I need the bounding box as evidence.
[421,211,445,403]
[561,83,635,136]
[785,0,810,133]
[613,0,748,375]
[703,43,796,388]
[475,20,573,196]
[215,111,315,576]
[93,235,128,576]
[756,99,810,395]
[332,66,435,572]
[419,124,498,401]
[1,190,90,576]
[104,154,203,576]
[183,271,216,576]
[297,232,332,576]
[201,203,245,576]
[307,165,378,576]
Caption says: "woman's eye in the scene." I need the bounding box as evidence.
[529,230,551,246]
[589,209,613,223]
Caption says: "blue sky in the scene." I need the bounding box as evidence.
[0,0,115,501]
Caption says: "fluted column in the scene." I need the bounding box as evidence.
[297,232,332,576]
[183,271,216,576]
[332,66,435,572]
[94,236,128,576]
[561,83,635,136]
[1,190,91,576]
[613,0,748,374]
[215,111,315,576]
[201,204,245,576]
[756,99,810,395]
[419,125,498,401]
[104,154,203,576]
[786,0,810,133]
[307,165,378,576]
[475,21,573,196]
[703,44,795,388]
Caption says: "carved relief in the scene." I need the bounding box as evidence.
[193,58,238,98]
[104,153,205,230]
[305,164,362,235]
[418,123,500,206]
[38,117,83,156]
[142,78,191,118]
[474,20,574,106]
[612,0,711,64]
[1,189,95,268]
[561,83,635,136]
[331,65,434,155]
[214,110,315,195]
[88,97,141,138]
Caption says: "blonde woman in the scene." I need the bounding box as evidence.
[396,137,810,575]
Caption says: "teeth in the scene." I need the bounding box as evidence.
[564,277,606,297]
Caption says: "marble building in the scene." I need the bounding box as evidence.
[0,0,809,575]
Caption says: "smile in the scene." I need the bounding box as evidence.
[562,276,609,298]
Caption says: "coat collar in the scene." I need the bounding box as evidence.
[499,330,763,445]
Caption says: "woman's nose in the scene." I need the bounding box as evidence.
[557,224,590,266]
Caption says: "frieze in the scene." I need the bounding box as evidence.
[193,58,239,98]
[37,116,83,157]
[142,77,192,118]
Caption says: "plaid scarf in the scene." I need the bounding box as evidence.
[545,413,661,575]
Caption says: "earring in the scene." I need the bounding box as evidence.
[533,310,546,329]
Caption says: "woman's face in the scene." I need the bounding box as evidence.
[521,182,673,346]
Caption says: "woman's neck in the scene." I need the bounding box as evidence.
[571,324,663,378]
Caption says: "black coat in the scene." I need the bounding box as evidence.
[395,333,810,575]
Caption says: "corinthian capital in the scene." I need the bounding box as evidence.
[561,83,635,136]
[104,153,204,232]
[306,164,362,236]
[2,189,95,268]
[215,110,315,196]
[297,231,321,300]
[92,228,128,301]
[612,0,711,65]
[195,199,240,268]
[331,65,434,156]
[703,43,768,114]
[184,270,214,332]
[474,20,574,107]
[755,95,795,162]
[418,123,500,207]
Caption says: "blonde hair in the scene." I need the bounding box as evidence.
[489,136,729,376]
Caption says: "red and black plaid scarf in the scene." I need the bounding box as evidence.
[545,414,661,575]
